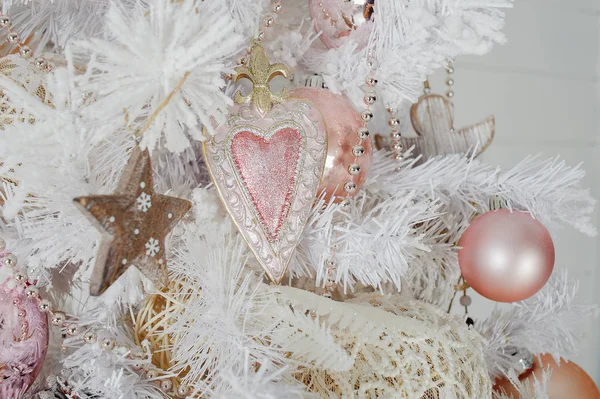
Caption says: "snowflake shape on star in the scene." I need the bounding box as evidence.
[69,0,244,152]
[136,192,152,212]
[145,238,160,257]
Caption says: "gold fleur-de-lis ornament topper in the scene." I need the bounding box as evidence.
[234,43,290,115]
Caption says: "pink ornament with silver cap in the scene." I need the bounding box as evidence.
[458,199,555,303]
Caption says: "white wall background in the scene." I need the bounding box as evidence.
[433,0,600,383]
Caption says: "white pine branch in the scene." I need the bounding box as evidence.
[167,225,285,396]
[219,352,311,399]
[476,271,598,379]
[270,304,354,372]
[493,369,551,399]
[305,0,512,108]
[69,0,244,152]
[2,0,142,52]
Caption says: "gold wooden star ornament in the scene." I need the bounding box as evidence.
[74,147,192,296]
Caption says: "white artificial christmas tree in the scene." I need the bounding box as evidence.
[0,1,597,398]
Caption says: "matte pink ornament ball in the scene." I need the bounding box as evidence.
[292,87,373,202]
[458,209,555,303]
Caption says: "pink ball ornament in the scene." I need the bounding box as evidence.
[292,87,373,202]
[0,280,49,398]
[308,0,374,49]
[458,208,555,303]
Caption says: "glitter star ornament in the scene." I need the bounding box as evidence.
[74,147,192,296]
[204,43,327,284]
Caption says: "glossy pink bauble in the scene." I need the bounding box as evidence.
[308,0,373,49]
[292,87,372,202]
[459,209,555,303]
[0,282,49,398]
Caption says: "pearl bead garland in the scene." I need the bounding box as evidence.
[321,50,379,299]
[0,238,188,397]
[228,0,283,79]
[0,13,51,71]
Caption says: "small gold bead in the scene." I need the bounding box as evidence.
[357,127,370,140]
[101,338,115,350]
[51,312,66,326]
[66,323,80,336]
[38,300,52,313]
[25,286,39,298]
[160,379,173,392]
[83,331,98,344]
[7,32,19,43]
[264,15,275,27]
[352,146,365,157]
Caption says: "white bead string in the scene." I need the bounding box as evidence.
[387,107,402,162]
[322,51,378,297]
[317,1,340,26]
[0,13,51,71]
[446,59,455,101]
[227,0,282,76]
[384,58,456,162]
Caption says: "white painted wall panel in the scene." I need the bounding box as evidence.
[429,68,598,144]
[462,4,599,80]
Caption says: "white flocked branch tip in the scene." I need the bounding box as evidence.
[0,65,133,278]
[1,0,135,52]
[476,270,598,380]
[493,368,552,399]
[168,225,286,396]
[294,149,595,294]
[68,0,244,153]
[304,0,513,108]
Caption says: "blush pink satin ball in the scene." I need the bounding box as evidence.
[458,209,555,303]
[0,284,49,399]
[292,87,373,202]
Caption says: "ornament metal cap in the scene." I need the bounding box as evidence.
[304,74,326,89]
[489,195,507,211]
[503,346,534,375]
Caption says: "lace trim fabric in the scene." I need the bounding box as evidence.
[0,54,49,130]
[275,287,492,398]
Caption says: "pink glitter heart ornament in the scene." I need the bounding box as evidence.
[204,101,327,283]
[230,127,303,243]
[204,43,327,283]
[0,276,49,399]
